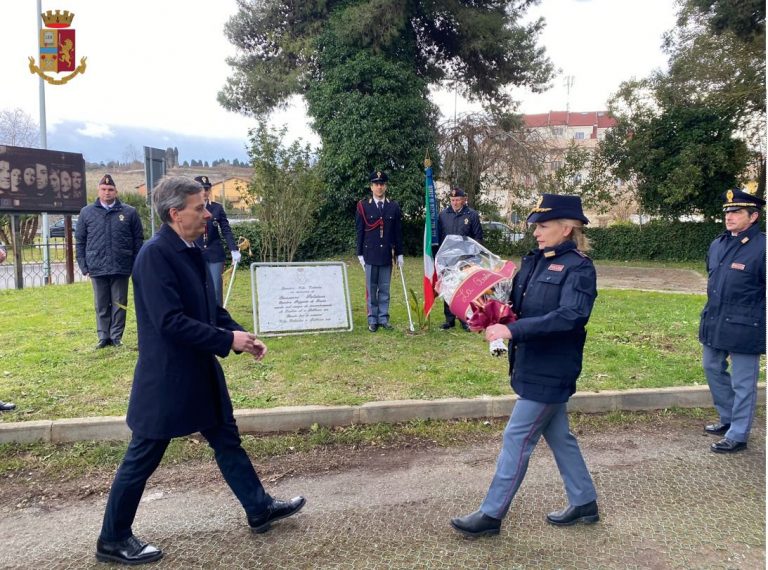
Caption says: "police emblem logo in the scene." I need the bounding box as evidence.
[536,196,544,209]
[731,262,746,270]
[29,10,87,85]
[726,190,734,203]
[202,176,208,184]
[119,214,125,222]
[377,171,382,178]
[464,218,469,224]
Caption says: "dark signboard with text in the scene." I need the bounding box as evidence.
[0,145,86,213]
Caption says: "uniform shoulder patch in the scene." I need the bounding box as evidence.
[547,263,565,272]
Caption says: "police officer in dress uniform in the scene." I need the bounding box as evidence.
[193,175,240,305]
[451,194,600,537]
[700,188,766,454]
[76,174,144,348]
[437,187,483,330]
[355,170,404,332]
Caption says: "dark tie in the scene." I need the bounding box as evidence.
[377,202,383,214]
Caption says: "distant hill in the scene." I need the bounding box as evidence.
[47,120,250,165]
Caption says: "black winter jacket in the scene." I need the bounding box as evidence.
[75,199,143,277]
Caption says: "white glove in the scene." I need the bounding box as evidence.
[231,251,242,263]
[358,255,365,268]
[396,255,404,267]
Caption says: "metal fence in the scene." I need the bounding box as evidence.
[0,237,86,290]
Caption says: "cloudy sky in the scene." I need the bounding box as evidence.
[1,0,677,148]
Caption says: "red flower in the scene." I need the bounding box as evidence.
[467,299,516,332]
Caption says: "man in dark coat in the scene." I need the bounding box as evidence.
[699,188,766,454]
[355,170,404,332]
[437,187,483,329]
[76,174,144,348]
[95,176,305,566]
[193,175,240,305]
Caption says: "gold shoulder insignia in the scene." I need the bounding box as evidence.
[741,236,750,244]
[544,250,556,258]
[368,198,372,204]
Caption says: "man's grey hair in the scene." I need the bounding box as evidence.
[153,176,203,223]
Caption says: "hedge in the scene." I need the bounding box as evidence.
[231,219,726,264]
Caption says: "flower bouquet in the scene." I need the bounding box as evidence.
[435,235,517,356]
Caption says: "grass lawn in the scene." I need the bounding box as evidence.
[0,256,750,423]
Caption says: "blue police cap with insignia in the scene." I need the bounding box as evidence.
[450,187,466,198]
[194,175,212,189]
[526,194,589,224]
[369,170,388,183]
[722,188,765,212]
[98,174,116,188]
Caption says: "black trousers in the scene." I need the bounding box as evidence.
[91,275,129,342]
[100,419,272,541]
[443,300,456,323]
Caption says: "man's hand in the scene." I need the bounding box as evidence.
[232,330,268,361]
[396,254,404,267]
[231,251,242,263]
[484,324,512,343]
[357,255,365,269]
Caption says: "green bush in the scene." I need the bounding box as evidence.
[586,221,722,262]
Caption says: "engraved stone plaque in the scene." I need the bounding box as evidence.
[250,262,353,335]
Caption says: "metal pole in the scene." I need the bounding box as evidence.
[223,259,239,309]
[397,264,415,332]
[36,0,51,285]
[10,215,23,290]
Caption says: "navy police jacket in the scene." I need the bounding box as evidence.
[126,224,244,439]
[193,201,237,264]
[355,197,403,266]
[75,199,143,277]
[505,240,597,404]
[699,223,766,355]
[437,205,483,244]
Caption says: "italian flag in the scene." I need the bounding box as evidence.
[423,161,438,316]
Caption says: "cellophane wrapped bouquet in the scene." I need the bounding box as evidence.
[435,235,517,356]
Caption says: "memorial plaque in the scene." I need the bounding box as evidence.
[251,262,353,335]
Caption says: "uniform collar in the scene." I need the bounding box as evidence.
[159,223,198,252]
[532,239,578,259]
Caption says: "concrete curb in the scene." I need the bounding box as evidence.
[0,385,764,445]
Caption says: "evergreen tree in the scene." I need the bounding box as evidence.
[220,0,553,256]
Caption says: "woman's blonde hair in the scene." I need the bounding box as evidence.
[554,219,591,252]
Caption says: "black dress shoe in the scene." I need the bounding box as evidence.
[440,321,455,330]
[95,535,163,565]
[711,438,747,453]
[460,322,470,331]
[368,324,378,332]
[112,339,123,347]
[546,500,600,526]
[95,339,111,349]
[704,422,730,436]
[379,323,394,331]
[248,496,306,534]
[450,510,501,538]
[0,401,16,412]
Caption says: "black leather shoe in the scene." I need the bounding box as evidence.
[711,438,747,453]
[460,322,470,331]
[248,496,306,534]
[112,339,123,347]
[0,401,16,412]
[379,323,394,331]
[704,422,730,436]
[95,339,111,349]
[440,321,455,330]
[368,324,378,332]
[95,535,163,565]
[450,510,501,538]
[546,500,600,526]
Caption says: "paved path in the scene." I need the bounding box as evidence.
[1,417,763,569]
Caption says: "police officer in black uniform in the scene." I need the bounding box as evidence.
[355,170,404,332]
[700,188,765,453]
[451,194,599,538]
[193,175,240,305]
[437,187,483,330]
